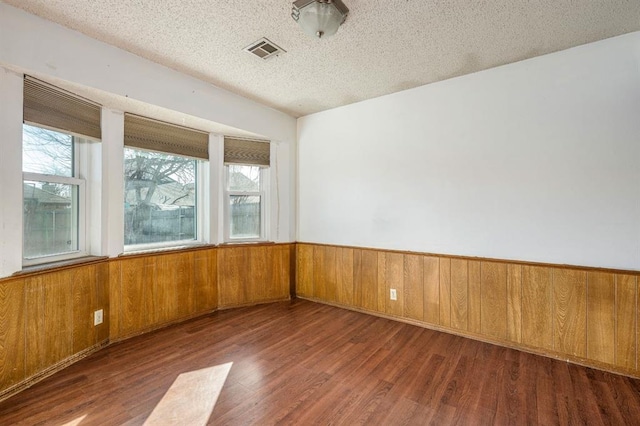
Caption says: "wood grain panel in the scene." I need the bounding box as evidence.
[480,262,507,339]
[249,246,271,303]
[120,257,154,336]
[616,274,636,370]
[336,248,354,306]
[312,246,327,301]
[506,264,522,343]
[351,249,363,309]
[155,254,179,324]
[554,269,587,358]
[468,260,482,334]
[403,254,424,321]
[522,265,553,350]
[450,259,468,331]
[218,247,249,307]
[108,260,122,339]
[25,276,45,378]
[382,252,404,317]
[360,250,378,312]
[324,246,338,303]
[43,270,74,366]
[195,249,218,313]
[72,265,96,353]
[587,271,615,364]
[423,256,440,325]
[296,244,314,298]
[0,278,25,389]
[439,258,451,327]
[376,252,387,313]
[95,262,109,343]
[270,245,291,301]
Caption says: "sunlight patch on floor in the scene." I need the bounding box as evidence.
[144,362,233,426]
[60,414,87,426]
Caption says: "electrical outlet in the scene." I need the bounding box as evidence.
[390,288,397,301]
[94,309,103,326]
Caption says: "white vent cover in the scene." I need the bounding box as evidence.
[244,38,286,60]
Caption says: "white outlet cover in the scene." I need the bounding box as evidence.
[390,289,397,301]
[94,309,103,326]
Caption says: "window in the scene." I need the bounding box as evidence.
[22,124,86,263]
[21,76,101,265]
[225,165,266,240]
[124,147,198,247]
[223,137,271,242]
[123,113,209,251]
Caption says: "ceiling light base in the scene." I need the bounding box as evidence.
[292,0,349,39]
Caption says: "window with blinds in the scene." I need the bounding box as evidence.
[223,137,270,241]
[123,114,208,249]
[124,114,209,159]
[23,76,101,140]
[22,76,100,265]
[224,137,270,166]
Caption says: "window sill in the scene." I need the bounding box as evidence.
[15,255,109,278]
[119,243,215,258]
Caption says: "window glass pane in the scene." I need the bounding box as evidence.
[23,181,78,258]
[228,165,260,192]
[124,148,197,246]
[23,124,74,177]
[230,195,261,239]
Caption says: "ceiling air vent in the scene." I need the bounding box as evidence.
[244,38,286,60]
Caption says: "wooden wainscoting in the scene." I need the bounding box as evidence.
[296,243,640,378]
[218,244,291,309]
[109,243,292,340]
[0,260,109,400]
[0,243,292,401]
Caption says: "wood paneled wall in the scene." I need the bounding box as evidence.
[297,243,640,377]
[1,243,292,400]
[109,244,292,340]
[0,261,109,399]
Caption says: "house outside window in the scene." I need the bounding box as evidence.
[223,137,270,242]
[122,113,209,251]
[225,164,265,240]
[22,124,86,262]
[124,147,198,246]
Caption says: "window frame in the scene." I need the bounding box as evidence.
[123,147,205,252]
[22,124,88,266]
[223,164,268,243]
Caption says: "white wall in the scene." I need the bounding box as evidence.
[0,4,298,277]
[298,32,640,270]
[0,68,24,277]
[0,3,296,144]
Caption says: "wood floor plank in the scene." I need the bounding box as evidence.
[2,300,640,425]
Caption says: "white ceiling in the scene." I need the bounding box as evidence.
[4,0,640,118]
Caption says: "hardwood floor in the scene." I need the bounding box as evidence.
[2,299,640,425]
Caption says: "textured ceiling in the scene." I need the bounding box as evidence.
[4,0,640,118]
